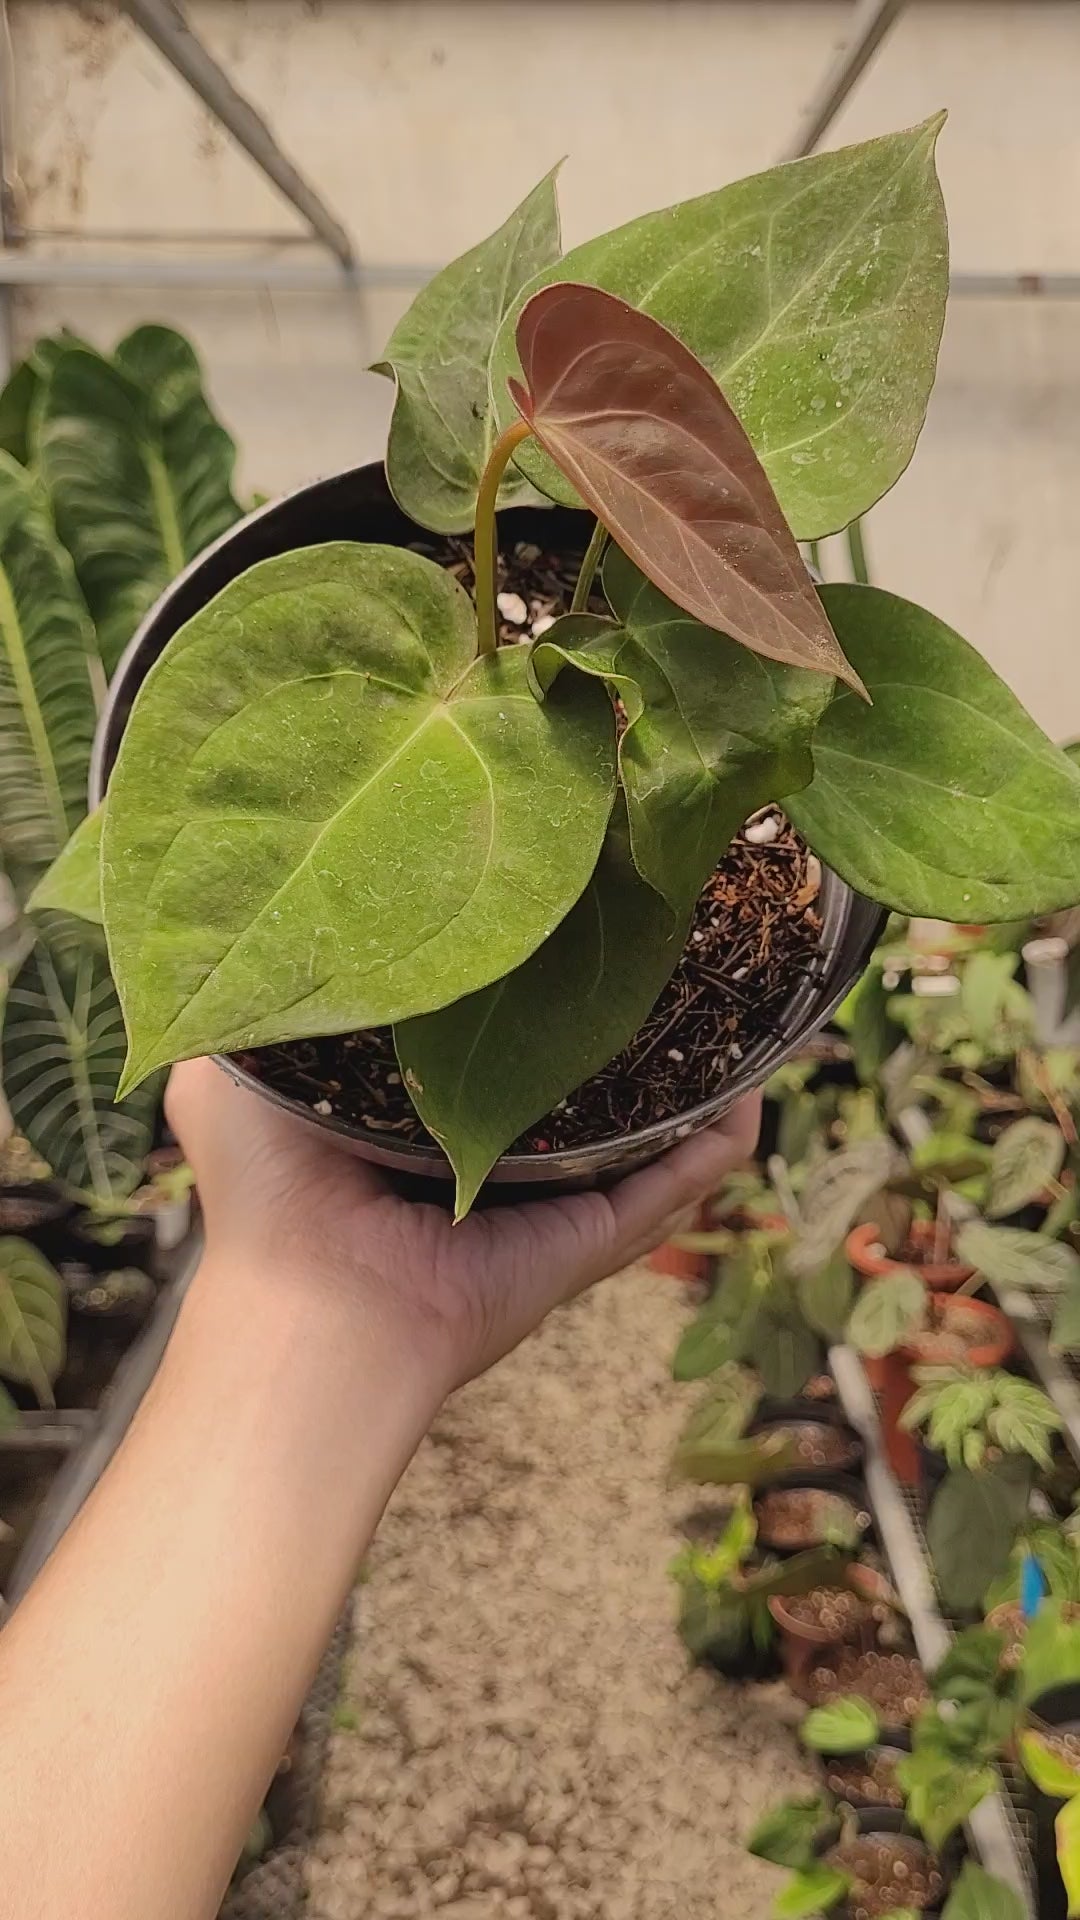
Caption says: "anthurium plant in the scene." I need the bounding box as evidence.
[37,118,1080,1216]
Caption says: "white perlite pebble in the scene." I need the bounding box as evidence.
[314,1099,333,1116]
[497,591,528,625]
[531,613,556,637]
[667,1048,685,1063]
[744,814,780,845]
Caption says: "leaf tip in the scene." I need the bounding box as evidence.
[507,374,533,425]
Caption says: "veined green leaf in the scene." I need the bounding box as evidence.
[395,803,686,1216]
[0,453,97,905]
[492,118,948,541]
[38,327,241,674]
[847,1272,925,1358]
[941,1862,1026,1920]
[772,1865,850,1920]
[801,1696,880,1755]
[748,1796,830,1870]
[0,329,88,466]
[1,922,161,1205]
[786,585,1080,921]
[786,1135,901,1279]
[928,1468,1023,1612]
[1020,1730,1080,1801]
[28,805,103,925]
[898,1749,996,1851]
[957,1219,1080,1294]
[374,170,562,531]
[0,1237,66,1407]
[987,1115,1065,1218]
[532,549,830,908]
[101,543,616,1089]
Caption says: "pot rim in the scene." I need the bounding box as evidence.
[90,461,886,1190]
[845,1220,975,1291]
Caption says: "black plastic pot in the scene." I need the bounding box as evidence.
[1026,1682,1080,1920]
[90,462,886,1199]
[750,1406,863,1484]
[752,1471,872,1557]
[0,1180,73,1247]
[817,1807,953,1916]
[818,1730,911,1813]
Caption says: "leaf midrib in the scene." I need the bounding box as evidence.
[0,556,70,854]
[144,438,185,578]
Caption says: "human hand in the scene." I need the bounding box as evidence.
[166,1059,760,1397]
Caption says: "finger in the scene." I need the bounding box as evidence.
[603,1093,762,1258]
[166,1056,392,1201]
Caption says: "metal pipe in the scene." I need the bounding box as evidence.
[783,0,907,160]
[122,0,355,270]
[0,250,434,290]
[1,250,1078,301]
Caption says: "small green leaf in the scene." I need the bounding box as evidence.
[100,543,616,1088]
[1058,1791,1080,1916]
[672,1309,746,1384]
[772,1865,850,1920]
[749,1311,821,1400]
[801,1696,880,1755]
[985,1378,1061,1466]
[395,804,687,1216]
[374,170,561,532]
[1052,1279,1080,1356]
[798,1253,855,1342]
[941,1861,1027,1920]
[1019,1730,1080,1801]
[532,547,830,909]
[672,1427,796,1488]
[786,1136,901,1280]
[787,584,1080,921]
[927,1469,1021,1611]
[1022,1600,1080,1704]
[957,1219,1080,1294]
[988,1116,1066,1218]
[678,1365,761,1450]
[747,1796,830,1870]
[38,328,242,673]
[846,1272,925,1358]
[0,1237,66,1407]
[492,119,948,542]
[898,1749,996,1850]
[28,806,103,924]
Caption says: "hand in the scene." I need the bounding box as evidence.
[166,1059,760,1396]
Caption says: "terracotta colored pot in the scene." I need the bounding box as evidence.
[901,1292,1015,1370]
[769,1564,892,1689]
[649,1203,715,1281]
[846,1220,975,1293]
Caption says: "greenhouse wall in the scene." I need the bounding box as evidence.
[6,0,1078,735]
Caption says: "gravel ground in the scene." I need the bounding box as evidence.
[306,1264,813,1920]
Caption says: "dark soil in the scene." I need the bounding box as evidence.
[754,1487,870,1552]
[824,1832,944,1916]
[242,537,825,1158]
[807,1650,929,1726]
[824,1748,906,1811]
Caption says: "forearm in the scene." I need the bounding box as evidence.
[0,1252,445,1920]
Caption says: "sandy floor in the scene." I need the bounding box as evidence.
[306,1265,813,1920]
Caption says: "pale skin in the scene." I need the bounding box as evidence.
[0,1059,759,1920]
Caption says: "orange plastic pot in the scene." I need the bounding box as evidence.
[900,1292,1015,1371]
[769,1565,892,1692]
[846,1220,975,1294]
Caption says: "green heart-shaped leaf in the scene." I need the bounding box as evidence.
[395,803,685,1217]
[491,118,948,542]
[0,453,98,906]
[956,1219,1080,1294]
[38,327,242,673]
[101,543,616,1089]
[801,1696,880,1755]
[0,1236,66,1407]
[898,1749,996,1851]
[532,548,831,908]
[772,1865,850,1920]
[928,1468,1021,1612]
[987,1115,1065,1218]
[374,170,562,532]
[941,1862,1027,1920]
[29,805,103,925]
[786,584,1080,921]
[847,1272,925,1359]
[747,1796,831,1870]
[510,284,861,690]
[2,921,160,1206]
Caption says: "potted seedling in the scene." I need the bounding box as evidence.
[669,1490,850,1679]
[771,1570,897,1692]
[801,1696,911,1814]
[749,1793,951,1918]
[33,122,1080,1218]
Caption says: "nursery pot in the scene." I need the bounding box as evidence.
[1025,1683,1080,1920]
[817,1732,911,1814]
[91,463,886,1200]
[846,1219,975,1294]
[768,1562,891,1689]
[815,1808,952,1917]
[752,1472,871,1558]
[749,1408,863,1483]
[901,1292,1015,1370]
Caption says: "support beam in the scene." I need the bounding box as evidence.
[123,0,356,272]
[783,0,906,160]
[0,250,433,292]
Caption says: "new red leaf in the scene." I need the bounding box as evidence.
[509,282,865,693]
